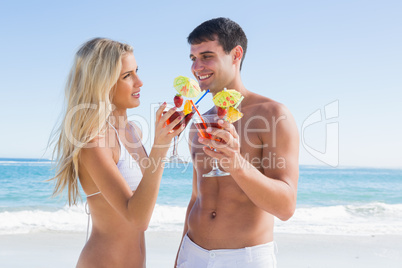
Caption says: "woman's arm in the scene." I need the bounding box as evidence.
[80,104,184,231]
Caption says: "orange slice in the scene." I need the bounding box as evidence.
[226,107,243,123]
[183,100,192,115]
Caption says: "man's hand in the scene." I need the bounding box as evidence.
[198,119,244,173]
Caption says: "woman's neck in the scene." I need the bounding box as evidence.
[110,109,128,129]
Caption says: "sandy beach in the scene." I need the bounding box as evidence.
[1,231,401,267]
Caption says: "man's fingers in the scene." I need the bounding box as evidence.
[198,136,231,153]
[218,119,239,139]
[206,127,232,144]
[202,146,224,159]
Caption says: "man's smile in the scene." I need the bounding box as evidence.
[197,73,213,81]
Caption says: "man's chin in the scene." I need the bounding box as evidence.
[199,84,210,92]
[208,87,224,94]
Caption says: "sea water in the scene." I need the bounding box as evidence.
[0,158,401,235]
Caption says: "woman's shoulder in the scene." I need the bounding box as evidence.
[80,128,119,161]
[129,121,143,139]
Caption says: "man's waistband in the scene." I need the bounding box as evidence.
[181,233,275,261]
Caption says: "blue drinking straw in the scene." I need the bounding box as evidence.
[195,89,210,105]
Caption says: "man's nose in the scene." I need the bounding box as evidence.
[192,59,204,73]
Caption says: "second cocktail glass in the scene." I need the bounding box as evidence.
[193,114,230,177]
[163,103,195,163]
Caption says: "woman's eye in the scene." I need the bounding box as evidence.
[123,73,131,79]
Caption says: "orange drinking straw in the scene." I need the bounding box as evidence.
[190,100,207,129]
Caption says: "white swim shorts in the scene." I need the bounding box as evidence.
[176,234,277,268]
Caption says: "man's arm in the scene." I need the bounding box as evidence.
[199,103,299,221]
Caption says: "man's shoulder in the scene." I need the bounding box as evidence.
[244,93,289,117]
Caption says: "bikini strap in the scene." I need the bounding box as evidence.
[86,191,101,198]
[107,120,119,136]
[107,120,147,157]
[107,120,123,144]
[127,121,148,157]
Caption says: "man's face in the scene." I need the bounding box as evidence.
[190,39,235,94]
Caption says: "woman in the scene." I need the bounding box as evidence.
[51,38,183,267]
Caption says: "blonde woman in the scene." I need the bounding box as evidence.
[51,38,183,267]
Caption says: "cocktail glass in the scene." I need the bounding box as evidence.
[162,104,195,163]
[193,114,230,177]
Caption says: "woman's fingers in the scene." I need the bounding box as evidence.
[155,102,167,124]
[169,122,186,137]
[164,113,184,133]
[156,107,177,129]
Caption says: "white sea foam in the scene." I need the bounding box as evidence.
[276,202,402,235]
[1,203,401,235]
[0,204,187,235]
[149,205,187,231]
[0,205,87,234]
[0,161,51,166]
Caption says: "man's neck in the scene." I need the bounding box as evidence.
[210,77,247,96]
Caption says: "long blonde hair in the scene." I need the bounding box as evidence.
[50,38,133,205]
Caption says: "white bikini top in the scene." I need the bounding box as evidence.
[86,121,144,198]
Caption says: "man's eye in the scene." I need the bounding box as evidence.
[190,57,196,62]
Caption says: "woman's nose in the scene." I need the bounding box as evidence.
[135,76,143,88]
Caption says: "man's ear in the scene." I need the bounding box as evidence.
[232,45,244,63]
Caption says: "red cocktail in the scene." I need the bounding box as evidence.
[162,105,196,163]
[193,114,230,177]
[164,110,195,130]
[194,122,223,142]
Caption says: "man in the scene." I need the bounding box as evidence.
[175,18,299,268]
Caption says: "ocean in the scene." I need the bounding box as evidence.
[0,158,401,236]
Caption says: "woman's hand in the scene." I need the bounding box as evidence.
[153,102,185,149]
[198,119,243,173]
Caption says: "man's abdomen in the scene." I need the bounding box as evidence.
[187,194,274,250]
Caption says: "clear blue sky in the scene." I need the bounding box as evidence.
[0,0,401,168]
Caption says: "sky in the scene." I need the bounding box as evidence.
[0,0,401,168]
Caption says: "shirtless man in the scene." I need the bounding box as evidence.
[175,18,299,268]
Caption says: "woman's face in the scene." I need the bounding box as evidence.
[112,53,143,109]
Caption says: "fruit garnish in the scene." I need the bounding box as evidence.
[212,88,242,108]
[233,96,244,109]
[173,76,202,98]
[174,94,183,108]
[226,107,243,123]
[217,106,228,118]
[183,100,192,115]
